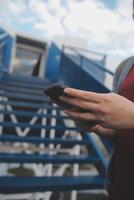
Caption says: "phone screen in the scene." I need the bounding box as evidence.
[44,82,73,109]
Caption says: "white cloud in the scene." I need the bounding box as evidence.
[117,0,133,17]
[63,0,133,43]
[0,0,133,69]
[30,0,65,36]
[61,0,134,68]
[64,1,120,34]
[29,0,51,22]
[18,17,34,24]
[34,18,64,36]
[0,0,26,17]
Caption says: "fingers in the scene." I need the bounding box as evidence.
[60,96,99,112]
[64,88,101,103]
[64,110,96,121]
[76,123,95,132]
[90,124,103,133]
[90,125,114,138]
[73,119,96,126]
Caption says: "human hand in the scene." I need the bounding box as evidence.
[59,88,134,130]
[74,119,114,138]
[74,120,97,132]
[90,125,114,138]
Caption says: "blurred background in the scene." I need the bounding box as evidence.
[0,0,133,200]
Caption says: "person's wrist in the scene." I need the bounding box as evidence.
[124,103,134,129]
[130,105,134,128]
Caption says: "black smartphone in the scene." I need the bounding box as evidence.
[44,82,73,109]
[44,82,86,112]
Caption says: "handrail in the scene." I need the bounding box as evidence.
[63,45,106,57]
[0,40,7,49]
[0,27,13,75]
[0,32,9,41]
[62,45,114,76]
[74,50,114,76]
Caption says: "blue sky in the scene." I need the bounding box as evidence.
[100,0,117,9]
[0,0,133,70]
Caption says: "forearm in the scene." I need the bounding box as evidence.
[123,103,134,129]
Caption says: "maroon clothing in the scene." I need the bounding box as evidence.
[109,66,134,199]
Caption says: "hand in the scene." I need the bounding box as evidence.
[74,119,114,138]
[74,120,97,132]
[90,125,114,138]
[59,88,134,129]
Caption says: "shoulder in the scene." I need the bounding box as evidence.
[115,56,134,76]
[113,56,134,92]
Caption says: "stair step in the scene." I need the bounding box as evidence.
[0,175,105,193]
[0,153,99,164]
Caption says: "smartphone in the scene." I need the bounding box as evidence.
[44,82,73,109]
[44,82,86,112]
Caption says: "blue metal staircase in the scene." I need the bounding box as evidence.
[0,72,107,194]
[0,27,113,195]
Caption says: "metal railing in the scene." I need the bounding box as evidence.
[60,45,114,91]
[62,45,114,75]
[0,27,13,76]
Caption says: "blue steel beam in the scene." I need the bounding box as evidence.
[0,135,84,146]
[0,91,50,102]
[84,133,108,175]
[0,88,46,97]
[3,72,50,84]
[0,109,69,119]
[0,121,80,131]
[0,153,99,164]
[0,99,61,109]
[0,176,105,193]
[0,33,9,41]
[99,136,113,154]
[0,80,50,90]
[0,85,46,95]
[0,40,7,49]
